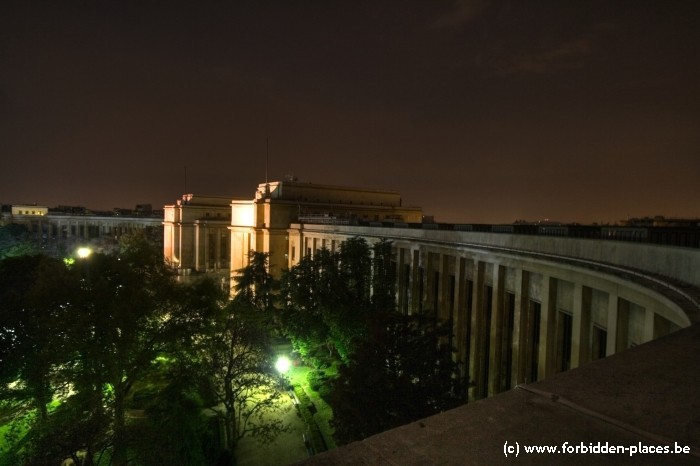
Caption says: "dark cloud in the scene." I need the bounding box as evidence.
[0,1,698,223]
[430,0,490,29]
[490,38,593,76]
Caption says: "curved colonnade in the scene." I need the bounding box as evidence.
[288,224,700,402]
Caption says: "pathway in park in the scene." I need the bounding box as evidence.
[235,391,310,466]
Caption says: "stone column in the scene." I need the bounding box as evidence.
[643,308,655,343]
[468,260,485,401]
[537,276,558,381]
[424,252,435,316]
[615,298,630,353]
[204,225,211,271]
[605,293,619,357]
[453,256,467,372]
[215,228,222,270]
[488,264,505,396]
[194,224,201,271]
[438,253,450,321]
[571,284,591,369]
[177,224,183,269]
[410,249,420,315]
[397,247,407,314]
[511,268,529,386]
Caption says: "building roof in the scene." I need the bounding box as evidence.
[299,323,700,465]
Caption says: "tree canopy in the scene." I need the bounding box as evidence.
[1,233,467,462]
[0,224,38,260]
[328,312,465,444]
[0,232,290,465]
[277,237,465,445]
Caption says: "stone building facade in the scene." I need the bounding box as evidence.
[163,180,422,281]
[162,181,699,404]
[290,223,697,401]
[163,194,232,274]
[2,204,162,255]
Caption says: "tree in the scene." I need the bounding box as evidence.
[130,375,212,466]
[1,235,241,465]
[21,389,111,466]
[195,299,290,456]
[14,233,198,465]
[371,239,396,312]
[329,312,465,445]
[279,237,392,365]
[67,237,193,466]
[0,254,78,423]
[0,224,39,259]
[337,237,372,307]
[233,251,275,312]
[279,253,333,364]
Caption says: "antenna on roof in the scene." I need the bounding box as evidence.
[264,138,271,197]
[265,138,269,184]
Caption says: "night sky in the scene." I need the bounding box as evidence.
[2,1,699,224]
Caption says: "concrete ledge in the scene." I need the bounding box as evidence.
[292,225,700,286]
[298,325,700,465]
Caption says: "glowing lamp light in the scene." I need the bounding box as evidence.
[275,356,291,374]
[77,247,92,258]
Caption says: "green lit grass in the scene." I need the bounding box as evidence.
[0,399,62,458]
[0,410,31,460]
[288,365,337,450]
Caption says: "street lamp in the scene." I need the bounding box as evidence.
[77,247,92,259]
[275,356,291,374]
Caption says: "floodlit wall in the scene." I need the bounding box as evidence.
[163,194,231,272]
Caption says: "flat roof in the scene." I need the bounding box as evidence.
[299,324,700,465]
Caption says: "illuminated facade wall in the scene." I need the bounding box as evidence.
[227,180,423,283]
[164,181,422,282]
[163,194,232,273]
[11,205,48,216]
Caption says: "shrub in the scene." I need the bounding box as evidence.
[306,370,327,392]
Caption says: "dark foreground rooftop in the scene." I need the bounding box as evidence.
[298,324,700,465]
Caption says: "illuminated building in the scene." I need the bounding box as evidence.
[162,181,700,461]
[163,180,422,280]
[163,194,232,274]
